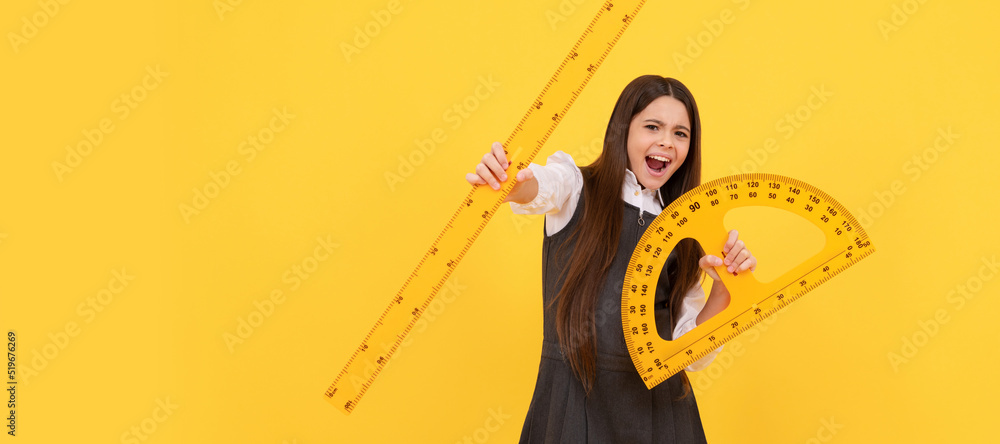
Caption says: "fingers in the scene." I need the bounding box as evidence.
[516,167,534,182]
[491,141,509,170]
[727,248,751,273]
[465,172,487,185]
[722,229,739,256]
[471,142,510,190]
[483,143,508,181]
[703,230,759,279]
[721,229,758,275]
[475,163,502,190]
[481,152,505,181]
[699,254,723,281]
[723,239,745,272]
[737,254,757,273]
[699,254,723,268]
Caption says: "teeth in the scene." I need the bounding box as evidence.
[648,155,670,163]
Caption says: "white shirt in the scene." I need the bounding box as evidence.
[510,150,723,372]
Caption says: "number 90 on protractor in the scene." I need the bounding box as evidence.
[622,173,875,389]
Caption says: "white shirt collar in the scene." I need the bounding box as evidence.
[623,168,665,209]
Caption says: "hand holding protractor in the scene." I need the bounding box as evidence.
[621,174,875,388]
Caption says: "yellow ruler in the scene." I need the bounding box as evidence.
[622,173,875,389]
[325,0,647,414]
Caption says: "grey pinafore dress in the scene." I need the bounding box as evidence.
[518,181,709,443]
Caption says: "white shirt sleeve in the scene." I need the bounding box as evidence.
[672,280,725,372]
[508,151,583,237]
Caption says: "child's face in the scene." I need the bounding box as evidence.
[626,95,691,190]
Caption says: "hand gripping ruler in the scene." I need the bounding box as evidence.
[325,0,649,414]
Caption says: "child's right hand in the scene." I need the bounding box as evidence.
[465,142,537,202]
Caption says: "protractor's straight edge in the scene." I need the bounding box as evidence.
[637,244,876,389]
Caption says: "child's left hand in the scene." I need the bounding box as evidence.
[698,229,757,281]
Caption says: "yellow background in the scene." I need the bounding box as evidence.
[2,0,998,442]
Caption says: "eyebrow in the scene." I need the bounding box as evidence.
[644,119,690,132]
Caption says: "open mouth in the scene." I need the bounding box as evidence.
[645,155,670,176]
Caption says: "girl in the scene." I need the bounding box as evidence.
[466,75,757,443]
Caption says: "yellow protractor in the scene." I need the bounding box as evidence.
[622,173,875,389]
[325,0,647,414]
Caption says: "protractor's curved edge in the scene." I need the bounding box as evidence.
[621,216,698,389]
[620,279,647,382]
[732,173,876,241]
[621,173,877,390]
[670,172,878,259]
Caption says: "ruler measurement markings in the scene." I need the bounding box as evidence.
[326,0,647,413]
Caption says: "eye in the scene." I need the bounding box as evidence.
[675,131,688,138]
[645,124,658,131]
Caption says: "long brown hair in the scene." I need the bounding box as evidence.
[549,75,705,398]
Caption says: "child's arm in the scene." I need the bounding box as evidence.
[504,169,539,204]
[679,230,758,371]
[696,229,757,325]
[466,141,539,203]
[696,280,732,326]
[507,151,582,237]
[466,142,583,236]
[673,282,725,372]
